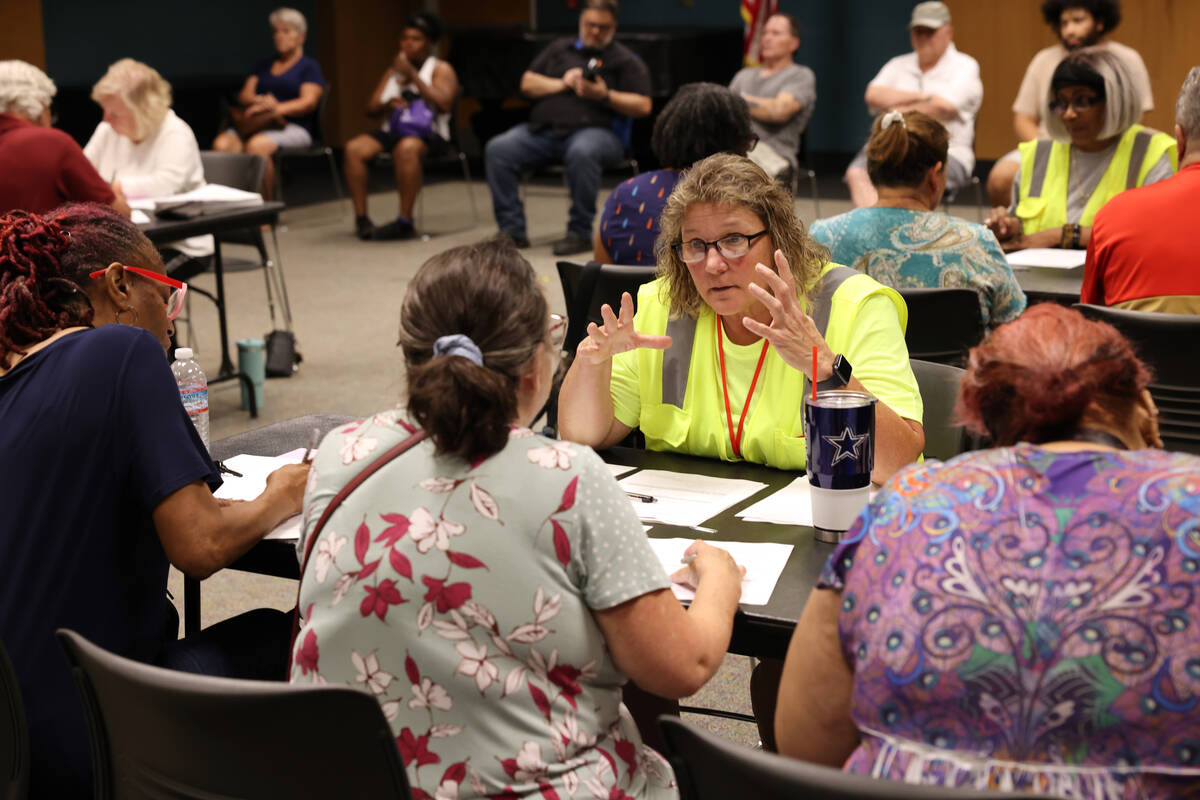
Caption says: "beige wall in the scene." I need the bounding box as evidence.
[946,0,1200,159]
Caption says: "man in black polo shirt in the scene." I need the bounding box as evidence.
[485,0,652,255]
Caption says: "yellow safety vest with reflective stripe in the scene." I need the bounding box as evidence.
[1016,124,1178,234]
[627,263,907,471]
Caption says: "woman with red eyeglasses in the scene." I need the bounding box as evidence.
[0,202,309,798]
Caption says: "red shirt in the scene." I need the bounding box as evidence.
[0,114,115,215]
[1082,162,1200,310]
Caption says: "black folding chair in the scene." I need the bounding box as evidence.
[56,628,411,799]
[273,92,343,206]
[910,358,973,461]
[1,638,29,800]
[1074,304,1200,454]
[898,287,985,366]
[658,716,1047,800]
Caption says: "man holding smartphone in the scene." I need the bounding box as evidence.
[484,0,652,256]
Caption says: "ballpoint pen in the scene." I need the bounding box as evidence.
[302,428,321,463]
[217,461,243,478]
[624,491,657,503]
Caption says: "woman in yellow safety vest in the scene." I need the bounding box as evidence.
[558,152,925,483]
[987,47,1177,252]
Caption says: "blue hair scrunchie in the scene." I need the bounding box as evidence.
[432,334,483,366]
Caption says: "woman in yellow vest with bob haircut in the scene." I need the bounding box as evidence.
[987,47,1177,252]
[558,153,925,484]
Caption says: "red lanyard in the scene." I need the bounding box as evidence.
[716,320,769,459]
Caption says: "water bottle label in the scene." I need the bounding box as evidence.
[179,388,208,413]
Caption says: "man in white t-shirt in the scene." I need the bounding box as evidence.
[844,2,982,207]
[985,0,1152,206]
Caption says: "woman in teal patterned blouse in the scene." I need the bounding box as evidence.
[810,111,1025,328]
[771,304,1200,798]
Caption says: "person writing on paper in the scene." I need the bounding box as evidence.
[986,48,1176,252]
[291,237,743,799]
[84,58,213,275]
[212,7,326,199]
[810,110,1025,329]
[773,304,1200,796]
[0,203,309,798]
[558,153,924,483]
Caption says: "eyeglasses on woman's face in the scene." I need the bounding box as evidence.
[1050,92,1101,115]
[88,265,188,320]
[548,313,568,352]
[672,230,769,264]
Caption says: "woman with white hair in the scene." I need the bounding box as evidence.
[0,59,126,215]
[212,6,326,199]
[986,47,1177,252]
[84,58,211,265]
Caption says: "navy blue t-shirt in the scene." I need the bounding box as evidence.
[251,55,326,135]
[0,325,219,797]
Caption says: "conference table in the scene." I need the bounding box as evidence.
[140,201,287,418]
[201,414,833,658]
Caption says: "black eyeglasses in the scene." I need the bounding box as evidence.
[1050,94,1101,114]
[673,230,768,264]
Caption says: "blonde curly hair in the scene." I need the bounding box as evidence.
[654,153,828,319]
[91,59,172,141]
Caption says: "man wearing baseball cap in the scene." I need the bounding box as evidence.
[844,1,982,207]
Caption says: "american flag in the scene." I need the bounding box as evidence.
[741,0,780,66]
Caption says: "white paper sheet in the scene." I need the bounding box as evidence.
[130,209,152,224]
[215,449,307,540]
[152,183,263,208]
[736,477,877,526]
[618,470,767,528]
[647,538,793,606]
[1005,248,1086,270]
[607,463,636,478]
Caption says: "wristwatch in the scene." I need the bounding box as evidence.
[817,354,853,391]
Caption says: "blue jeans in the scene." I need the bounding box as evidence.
[485,123,625,240]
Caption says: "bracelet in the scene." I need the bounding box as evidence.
[1060,223,1074,249]
[1071,224,1081,249]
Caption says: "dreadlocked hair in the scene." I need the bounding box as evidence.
[0,210,94,365]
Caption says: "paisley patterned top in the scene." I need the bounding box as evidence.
[291,411,677,799]
[809,208,1026,329]
[821,445,1200,799]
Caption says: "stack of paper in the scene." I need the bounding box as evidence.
[618,469,767,528]
[214,449,306,541]
[1005,248,1086,270]
[647,538,793,605]
[736,477,877,526]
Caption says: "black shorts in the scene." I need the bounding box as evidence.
[367,129,450,156]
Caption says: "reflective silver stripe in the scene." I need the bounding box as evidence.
[1125,129,1153,189]
[657,266,854,408]
[662,314,696,408]
[811,266,858,337]
[1028,140,1053,198]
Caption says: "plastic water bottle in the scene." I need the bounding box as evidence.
[172,347,210,450]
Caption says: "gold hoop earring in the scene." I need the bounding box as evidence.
[115,306,140,327]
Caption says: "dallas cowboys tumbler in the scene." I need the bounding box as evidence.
[804,389,877,542]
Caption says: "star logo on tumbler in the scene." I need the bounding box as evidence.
[823,427,869,466]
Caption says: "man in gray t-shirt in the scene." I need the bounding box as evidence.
[729,13,816,179]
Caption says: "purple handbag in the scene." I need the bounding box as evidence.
[389,98,434,139]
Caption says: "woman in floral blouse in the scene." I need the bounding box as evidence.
[290,237,743,799]
[773,303,1200,798]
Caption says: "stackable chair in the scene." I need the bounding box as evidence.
[658,716,1045,800]
[56,629,411,799]
[910,359,972,461]
[898,287,984,366]
[1074,304,1200,455]
[273,92,342,206]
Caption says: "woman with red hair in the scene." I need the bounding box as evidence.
[773,304,1200,797]
[0,204,308,797]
